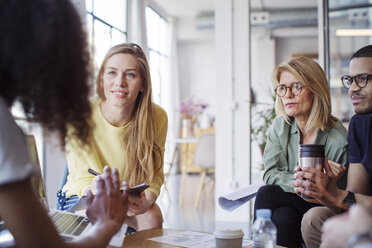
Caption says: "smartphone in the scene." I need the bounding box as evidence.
[87,169,149,197]
[129,183,149,197]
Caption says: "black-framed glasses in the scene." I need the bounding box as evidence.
[341,73,372,89]
[274,82,304,97]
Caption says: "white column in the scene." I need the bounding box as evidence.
[127,0,149,57]
[317,0,327,71]
[215,0,251,223]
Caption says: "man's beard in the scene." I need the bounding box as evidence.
[355,107,372,115]
[351,92,372,114]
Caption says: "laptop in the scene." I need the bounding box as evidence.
[0,135,127,247]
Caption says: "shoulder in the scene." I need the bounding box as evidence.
[348,114,372,143]
[152,104,168,133]
[152,103,167,116]
[349,114,372,129]
[322,120,348,149]
[0,98,23,143]
[271,115,290,133]
[153,104,168,124]
[0,98,37,185]
[89,97,99,109]
[89,97,102,124]
[272,115,288,126]
[326,119,348,141]
[0,98,12,127]
[351,113,372,121]
[321,120,348,157]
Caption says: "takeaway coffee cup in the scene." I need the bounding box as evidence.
[214,229,244,248]
[298,144,325,199]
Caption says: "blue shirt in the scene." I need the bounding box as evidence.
[348,114,372,179]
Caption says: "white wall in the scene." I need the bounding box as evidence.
[275,37,318,65]
[250,31,276,178]
[178,40,217,117]
[176,15,217,118]
[251,30,276,104]
[176,17,215,42]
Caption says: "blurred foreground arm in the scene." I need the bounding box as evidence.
[0,166,128,248]
[321,204,372,248]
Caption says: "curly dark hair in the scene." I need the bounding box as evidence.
[0,0,92,146]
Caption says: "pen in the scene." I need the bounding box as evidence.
[88,168,101,176]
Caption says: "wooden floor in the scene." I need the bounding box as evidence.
[157,173,215,233]
[157,173,251,236]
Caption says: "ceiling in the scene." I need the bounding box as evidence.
[150,0,317,19]
[149,0,214,18]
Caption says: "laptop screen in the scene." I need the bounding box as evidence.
[26,135,49,209]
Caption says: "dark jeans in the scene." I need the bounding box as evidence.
[254,185,320,248]
[56,190,79,211]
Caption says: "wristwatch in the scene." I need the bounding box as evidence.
[343,191,356,208]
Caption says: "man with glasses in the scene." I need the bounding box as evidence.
[296,44,372,248]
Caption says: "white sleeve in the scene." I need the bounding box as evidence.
[0,99,39,186]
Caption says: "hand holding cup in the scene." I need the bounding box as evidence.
[297,144,325,199]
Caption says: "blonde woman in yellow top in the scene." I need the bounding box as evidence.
[61,43,168,231]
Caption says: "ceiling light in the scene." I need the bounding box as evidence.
[335,29,372,36]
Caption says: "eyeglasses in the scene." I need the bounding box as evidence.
[275,82,304,97]
[341,73,372,89]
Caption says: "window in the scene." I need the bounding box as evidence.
[86,0,128,70]
[145,7,170,105]
[327,0,372,122]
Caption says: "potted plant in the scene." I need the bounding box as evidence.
[251,106,276,154]
[179,96,208,137]
[251,94,276,157]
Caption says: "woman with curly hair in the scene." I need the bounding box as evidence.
[60,43,168,231]
[0,0,129,247]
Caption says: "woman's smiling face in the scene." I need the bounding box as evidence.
[101,53,143,111]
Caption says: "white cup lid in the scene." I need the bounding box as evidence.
[214,229,244,239]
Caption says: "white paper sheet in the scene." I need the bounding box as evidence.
[148,231,253,248]
[218,179,264,211]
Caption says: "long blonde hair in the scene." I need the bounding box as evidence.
[272,56,338,133]
[96,43,162,186]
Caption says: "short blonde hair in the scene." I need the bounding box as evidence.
[272,56,337,133]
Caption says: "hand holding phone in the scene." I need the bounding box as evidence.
[129,183,149,197]
[88,169,149,197]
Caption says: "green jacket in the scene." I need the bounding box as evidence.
[263,116,348,193]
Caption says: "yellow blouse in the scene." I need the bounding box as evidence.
[62,98,168,198]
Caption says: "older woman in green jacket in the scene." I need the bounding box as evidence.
[254,56,348,248]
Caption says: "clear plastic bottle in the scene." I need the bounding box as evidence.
[252,209,277,248]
